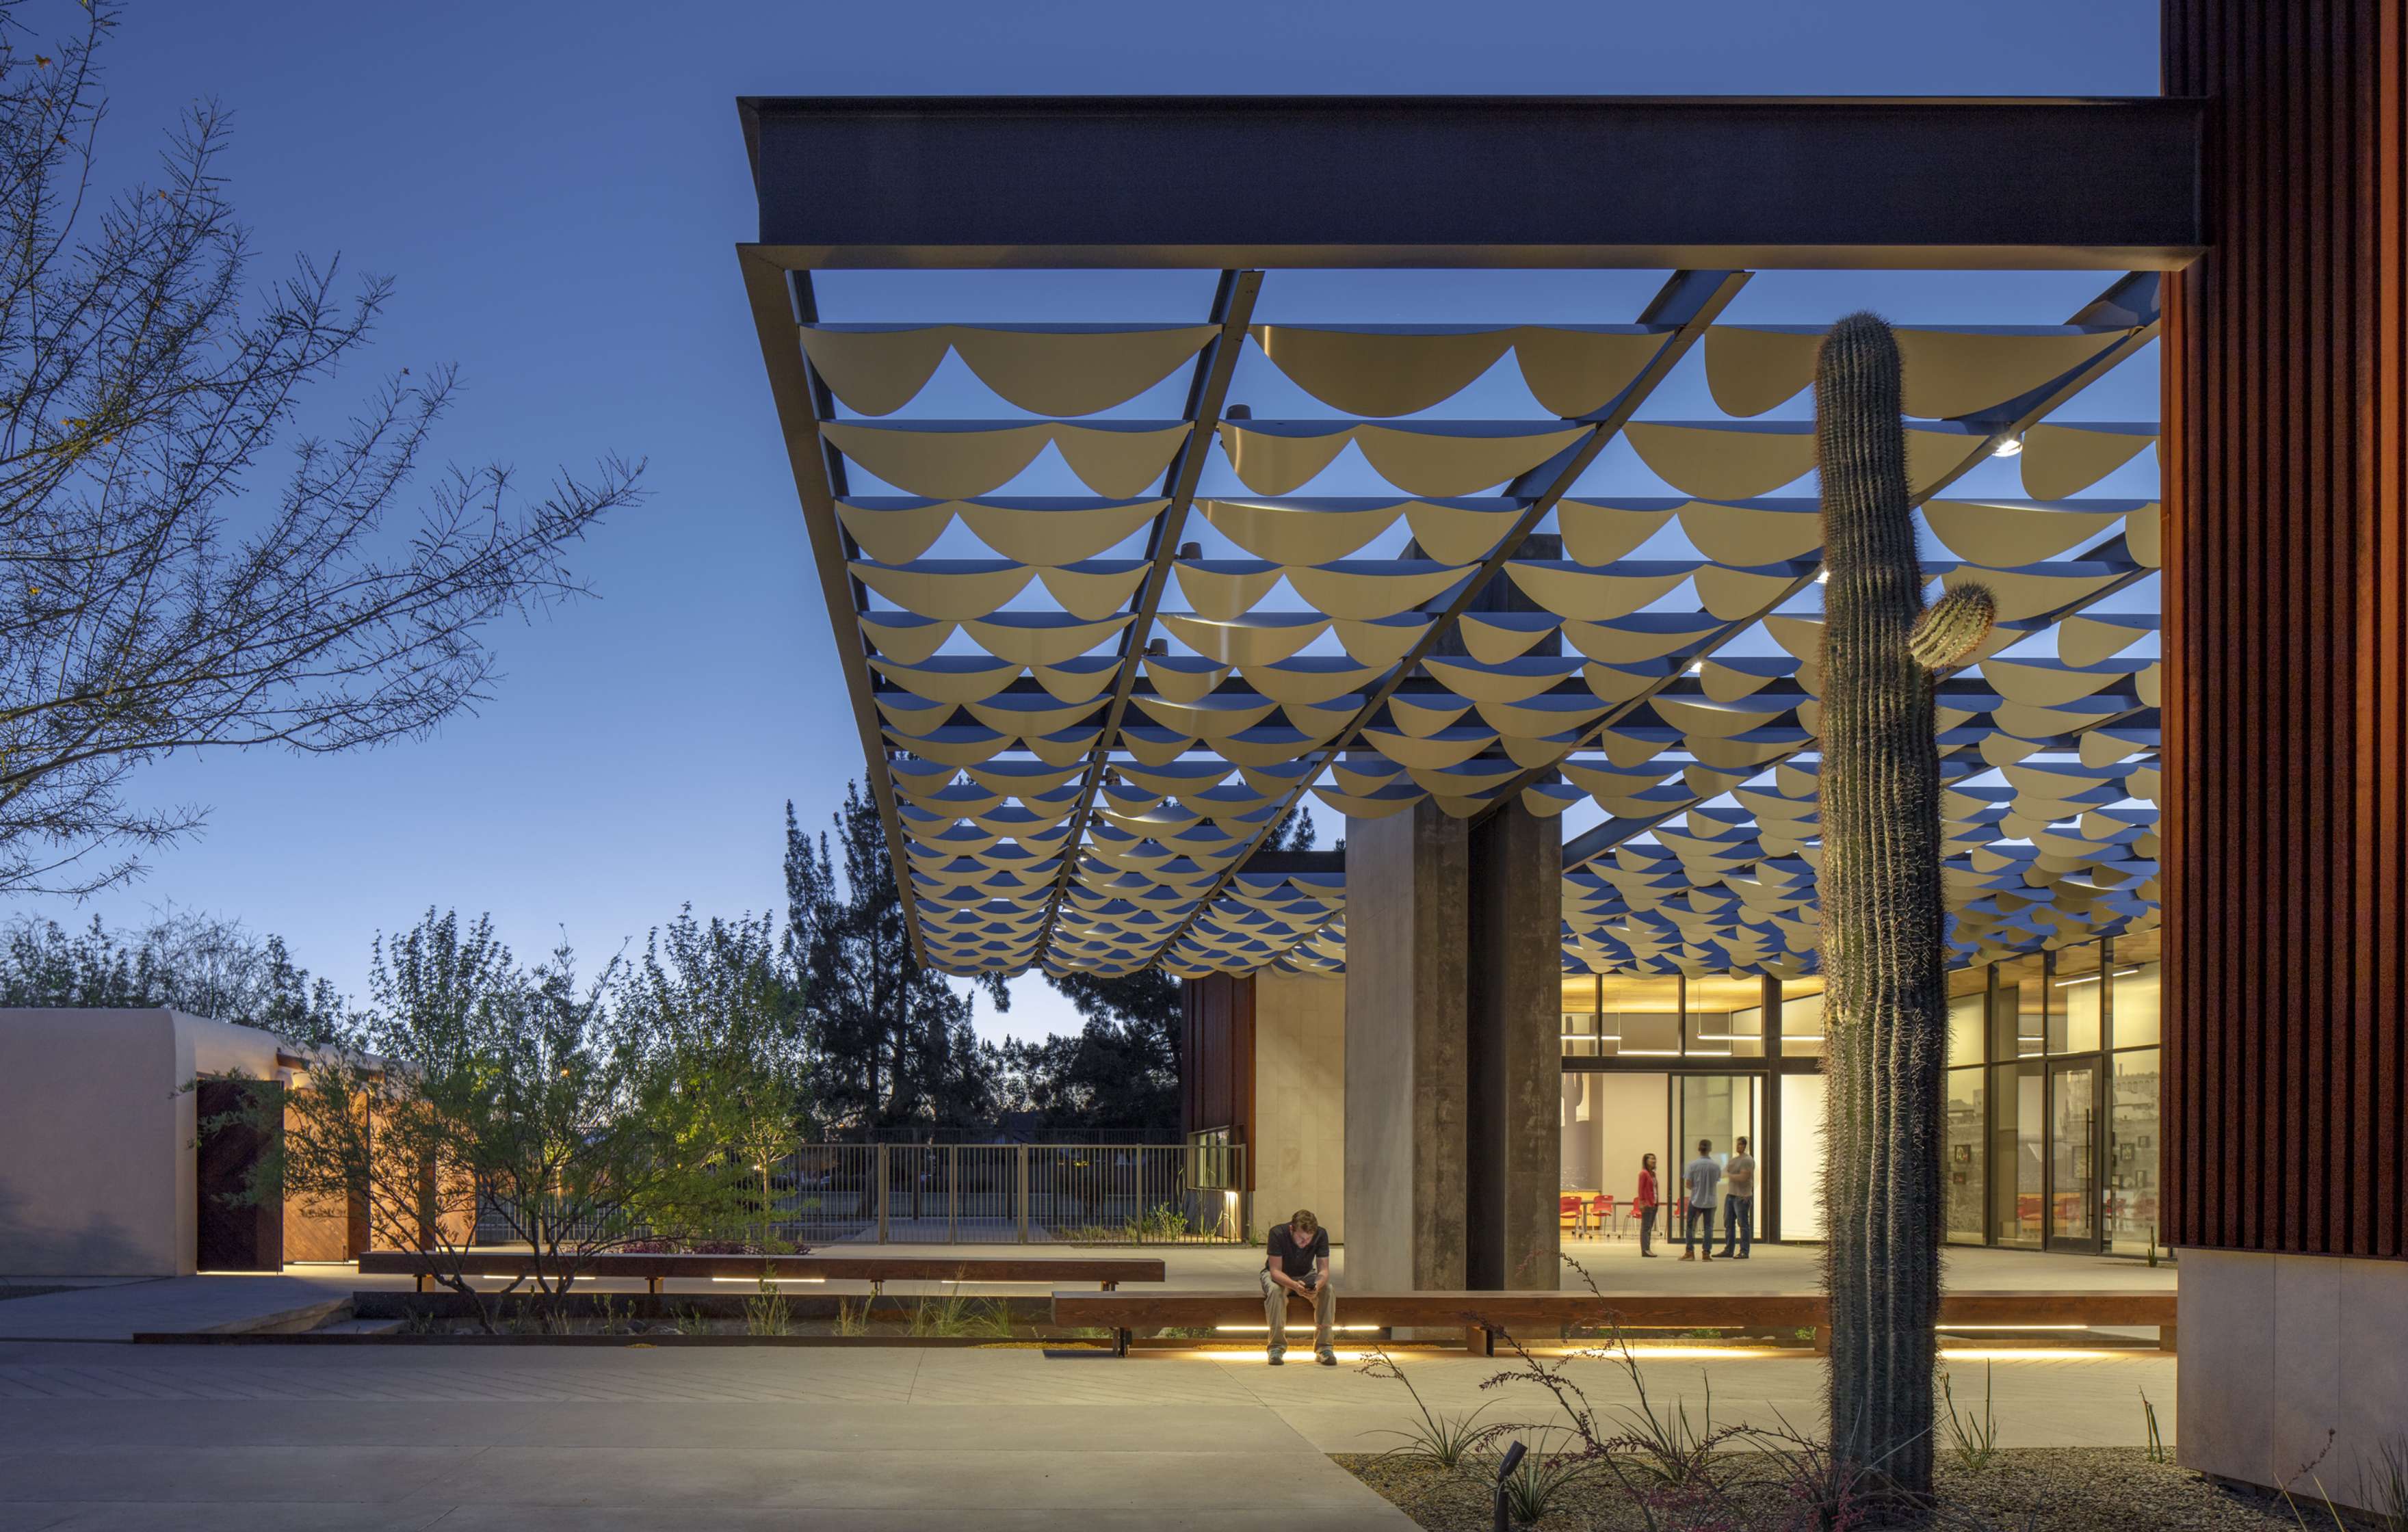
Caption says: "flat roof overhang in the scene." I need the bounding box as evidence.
[739,94,2206,271]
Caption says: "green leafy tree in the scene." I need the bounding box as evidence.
[618,906,811,1245]
[783,789,1002,1135]
[0,5,641,896]
[0,907,343,1043]
[991,1009,1178,1141]
[248,910,747,1332]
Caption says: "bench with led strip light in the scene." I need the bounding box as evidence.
[1050,1288,2177,1357]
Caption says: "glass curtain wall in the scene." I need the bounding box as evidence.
[2106,929,2162,1251]
[1686,977,1766,1059]
[1562,974,1605,1057]
[1944,966,1988,1244]
[1927,934,2159,1256]
[1559,968,1775,1239]
[1561,931,2163,1256]
[1570,929,2177,1262]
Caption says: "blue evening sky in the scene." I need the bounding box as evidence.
[25,0,2160,1040]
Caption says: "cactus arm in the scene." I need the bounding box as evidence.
[1908,583,1998,670]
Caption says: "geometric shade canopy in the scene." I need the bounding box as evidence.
[738,96,2195,985]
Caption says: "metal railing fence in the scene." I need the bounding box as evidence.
[472,1143,1248,1247]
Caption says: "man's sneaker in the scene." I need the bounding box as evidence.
[1316,1347,1337,1366]
[1267,1347,1285,1366]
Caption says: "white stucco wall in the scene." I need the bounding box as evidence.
[1251,969,1345,1243]
[0,1009,282,1276]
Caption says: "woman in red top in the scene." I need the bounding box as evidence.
[1635,1152,1661,1258]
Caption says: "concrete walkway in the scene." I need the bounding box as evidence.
[0,1337,2176,1531]
[0,1271,413,1343]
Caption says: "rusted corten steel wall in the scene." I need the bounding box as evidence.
[2162,0,2408,1258]
[1180,974,1255,1183]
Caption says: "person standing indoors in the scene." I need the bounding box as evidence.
[1681,1139,1720,1262]
[1634,1152,1661,1257]
[1719,1136,1756,1259]
[1260,1209,1337,1365]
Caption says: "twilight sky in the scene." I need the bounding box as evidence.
[23,0,2160,1041]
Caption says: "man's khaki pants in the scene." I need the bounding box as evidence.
[1259,1269,1335,1353]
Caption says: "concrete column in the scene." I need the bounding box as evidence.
[1465,800,1563,1290]
[1342,800,1467,1292]
[1344,796,1563,1293]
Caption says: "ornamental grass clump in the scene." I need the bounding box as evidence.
[2366,1432,2408,1532]
[1358,1348,1495,1472]
[1813,312,1995,1504]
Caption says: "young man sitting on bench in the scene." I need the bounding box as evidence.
[1260,1208,1337,1366]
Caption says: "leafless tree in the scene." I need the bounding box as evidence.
[0,5,643,895]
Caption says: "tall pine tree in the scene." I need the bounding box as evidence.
[1000,804,1319,1140]
[782,784,1004,1135]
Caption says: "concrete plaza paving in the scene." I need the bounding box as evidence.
[0,1333,2178,1531]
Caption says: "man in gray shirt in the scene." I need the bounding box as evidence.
[1680,1139,1720,1262]
[1719,1136,1757,1260]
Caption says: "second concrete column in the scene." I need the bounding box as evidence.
[1343,797,1562,1293]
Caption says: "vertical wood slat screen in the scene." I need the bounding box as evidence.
[2162,0,2407,1258]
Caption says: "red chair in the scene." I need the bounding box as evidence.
[1590,1193,1617,1239]
[1558,1195,1583,1234]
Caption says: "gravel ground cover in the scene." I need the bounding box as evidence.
[1338,1448,2348,1531]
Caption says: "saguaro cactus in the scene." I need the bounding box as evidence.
[1814,313,1994,1503]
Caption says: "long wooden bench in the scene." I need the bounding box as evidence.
[359,1250,1166,1295]
[1051,1288,2177,1357]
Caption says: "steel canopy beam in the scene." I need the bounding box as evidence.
[738,249,932,966]
[740,95,2205,271]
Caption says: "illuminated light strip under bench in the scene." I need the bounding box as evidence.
[1049,1289,2177,1357]
[358,1250,1166,1295]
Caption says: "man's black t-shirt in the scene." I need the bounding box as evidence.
[1268,1223,1329,1281]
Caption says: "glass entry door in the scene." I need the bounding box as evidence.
[2045,1059,2102,1252]
[1673,1075,1762,1243]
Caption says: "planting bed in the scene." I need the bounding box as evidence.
[349,1289,1062,1340]
[1340,1449,2357,1531]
